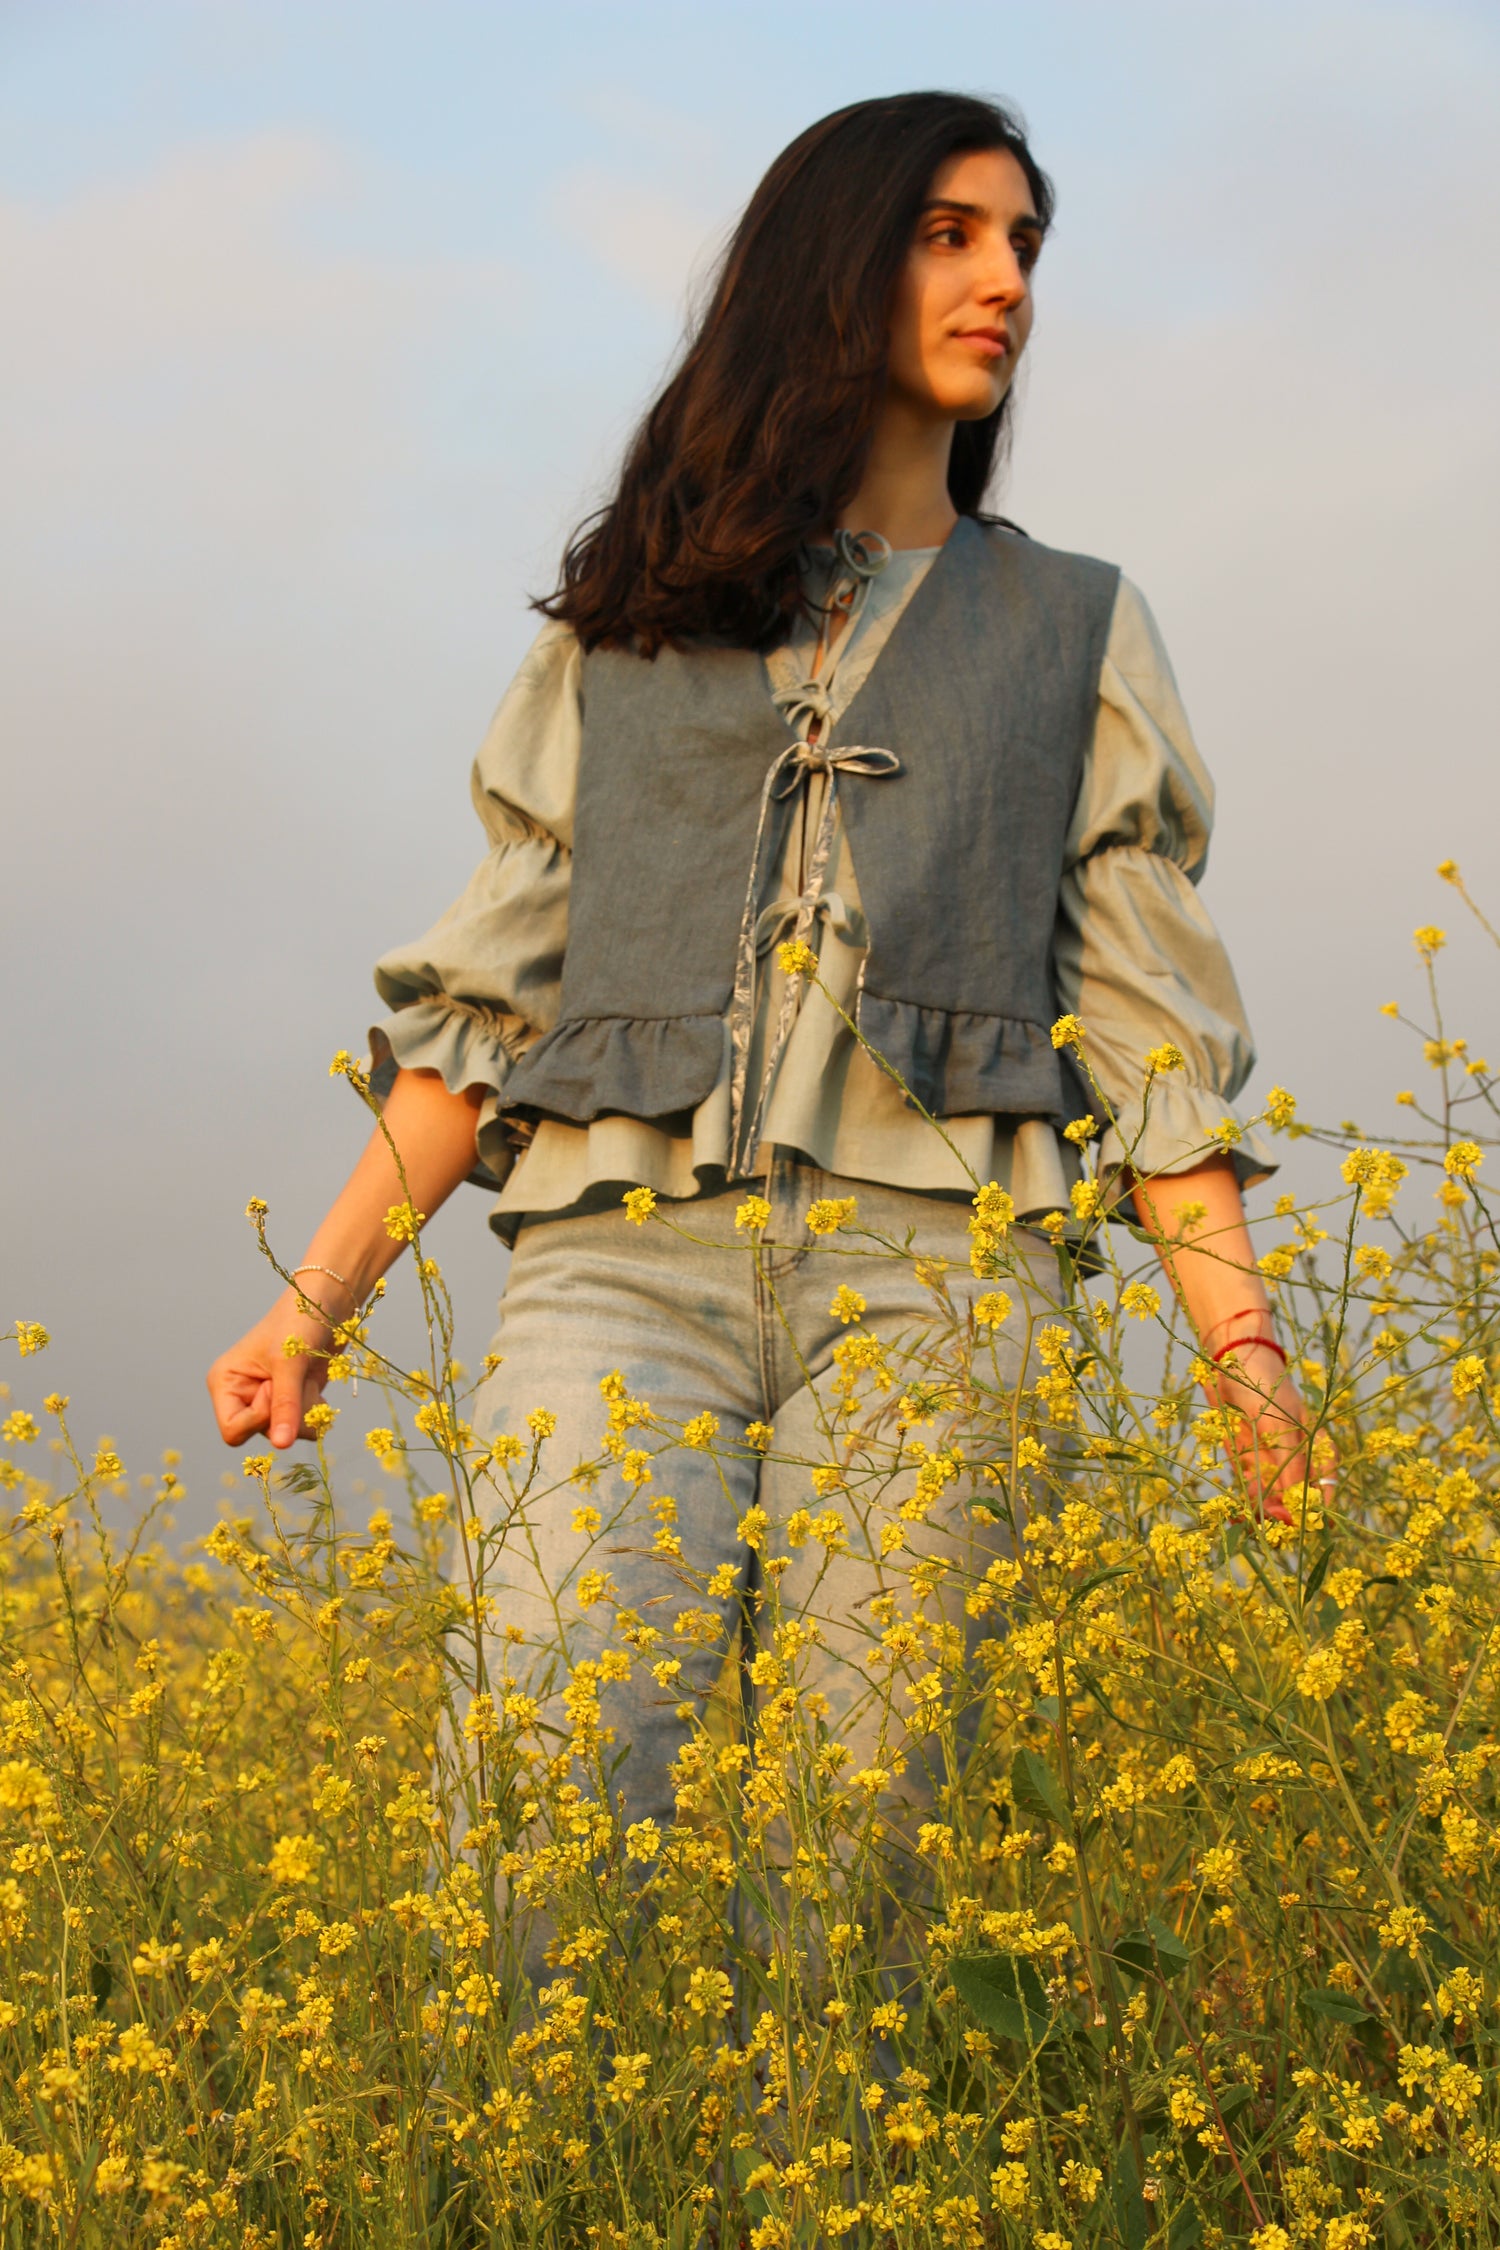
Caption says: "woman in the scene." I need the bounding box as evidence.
[209,91,1306,1976]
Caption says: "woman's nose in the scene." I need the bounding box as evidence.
[978,237,1029,309]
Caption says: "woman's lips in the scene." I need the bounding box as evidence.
[955,329,1009,358]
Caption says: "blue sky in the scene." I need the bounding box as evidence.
[2,1,1497,1525]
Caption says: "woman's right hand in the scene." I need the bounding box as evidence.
[207,1290,338,1450]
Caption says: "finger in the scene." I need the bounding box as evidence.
[208,1364,271,1447]
[220,1380,273,1447]
[269,1355,310,1449]
[294,1364,331,1443]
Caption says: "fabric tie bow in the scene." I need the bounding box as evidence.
[728,730,900,1173]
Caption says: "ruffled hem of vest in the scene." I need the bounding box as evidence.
[498,1013,727,1125]
[856,992,1080,1121]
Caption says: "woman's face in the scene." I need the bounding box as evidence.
[886,147,1043,424]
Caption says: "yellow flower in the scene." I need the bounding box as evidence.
[1145,1042,1184,1074]
[828,1285,866,1324]
[1413,925,1446,959]
[1197,1843,1240,1889]
[383,1201,425,1243]
[1120,1282,1161,1321]
[1378,1905,1429,1957]
[622,1186,657,1226]
[735,1195,771,1233]
[1296,1647,1345,1700]
[683,1410,720,1447]
[974,1291,1012,1329]
[1444,1140,1484,1182]
[267,1834,324,1887]
[1452,1354,1487,1401]
[2,1411,37,1445]
[1340,1146,1408,1216]
[13,1323,48,1357]
[607,2050,650,2104]
[304,1402,337,1437]
[527,1407,558,1439]
[624,1818,661,1861]
[110,2024,173,2076]
[131,1937,184,1977]
[806,1196,857,1235]
[988,2160,1031,2215]
[0,1762,54,1818]
[1060,2160,1102,2206]
[744,1421,774,1451]
[1070,1179,1101,1222]
[1050,1013,1085,1050]
[778,938,818,978]
[685,1965,733,2016]
[1063,1114,1097,1144]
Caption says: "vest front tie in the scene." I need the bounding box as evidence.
[727,727,901,1175]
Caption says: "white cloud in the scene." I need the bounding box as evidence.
[0,132,513,551]
[557,163,730,313]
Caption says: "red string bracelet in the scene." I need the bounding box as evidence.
[1210,1334,1288,1368]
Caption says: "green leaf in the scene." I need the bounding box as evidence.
[1011,1746,1070,1829]
[1112,1916,1193,1982]
[1214,2082,1255,2122]
[731,2146,775,2220]
[948,1953,1054,2046]
[1111,2135,1149,2250]
[1301,1543,1334,1606]
[1300,1987,1375,2026]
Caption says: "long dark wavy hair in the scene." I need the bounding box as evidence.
[535,91,1053,653]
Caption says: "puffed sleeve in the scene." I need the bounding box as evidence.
[367,620,579,1190]
[1053,577,1276,1189]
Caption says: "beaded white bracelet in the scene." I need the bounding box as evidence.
[292,1263,357,1304]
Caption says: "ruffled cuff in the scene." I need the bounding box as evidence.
[367,997,533,1194]
[1095,1073,1277,1194]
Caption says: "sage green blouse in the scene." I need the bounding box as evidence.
[369,540,1274,1243]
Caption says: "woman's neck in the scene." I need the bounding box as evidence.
[835,397,959,552]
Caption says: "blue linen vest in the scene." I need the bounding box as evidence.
[500,516,1120,1139]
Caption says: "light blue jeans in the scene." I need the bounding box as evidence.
[468,1155,1044,1984]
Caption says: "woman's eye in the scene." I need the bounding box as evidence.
[1013,238,1040,273]
[928,224,967,250]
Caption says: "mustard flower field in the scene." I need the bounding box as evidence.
[2,873,1498,2249]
